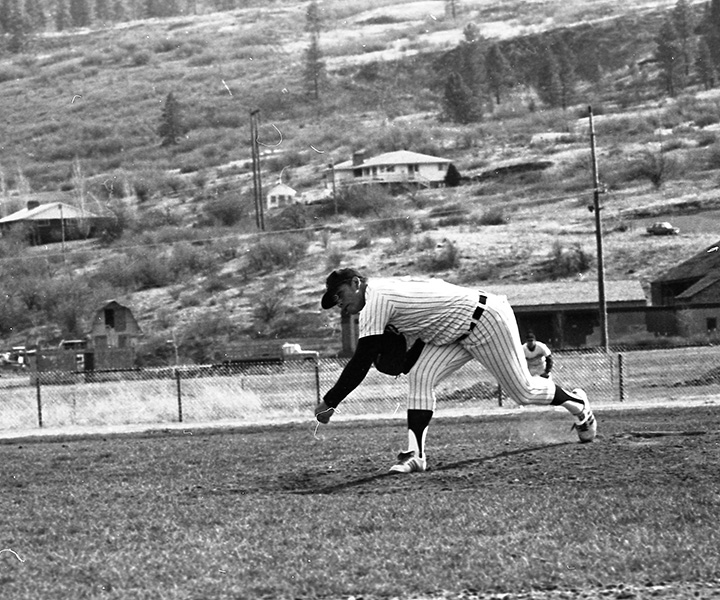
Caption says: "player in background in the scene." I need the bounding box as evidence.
[315,268,597,474]
[522,332,553,379]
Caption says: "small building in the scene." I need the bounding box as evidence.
[331,150,451,189]
[648,241,720,336]
[90,300,143,350]
[0,200,102,245]
[491,280,648,348]
[266,183,299,211]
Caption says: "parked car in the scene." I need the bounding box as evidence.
[646,221,679,236]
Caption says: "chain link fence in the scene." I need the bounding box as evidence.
[1,346,718,433]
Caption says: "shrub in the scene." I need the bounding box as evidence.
[204,194,245,226]
[478,206,509,225]
[244,234,308,273]
[543,241,593,279]
[416,240,460,272]
[366,214,415,237]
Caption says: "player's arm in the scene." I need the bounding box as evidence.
[543,353,553,377]
[315,334,383,422]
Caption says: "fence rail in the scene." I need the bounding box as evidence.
[1,346,718,433]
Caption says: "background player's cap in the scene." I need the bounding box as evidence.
[321,268,361,309]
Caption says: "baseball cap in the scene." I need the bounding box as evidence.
[321,268,362,309]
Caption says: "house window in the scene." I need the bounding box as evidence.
[708,317,717,332]
[104,308,115,329]
[386,166,395,172]
[438,164,445,171]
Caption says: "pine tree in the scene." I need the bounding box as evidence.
[25,0,45,31]
[535,47,563,108]
[445,0,460,20]
[303,1,326,101]
[69,0,91,27]
[158,92,185,146]
[0,0,10,33]
[5,0,30,53]
[304,34,326,100]
[305,0,320,36]
[443,72,480,124]
[672,0,694,78]
[486,43,511,105]
[55,0,71,30]
[655,16,685,96]
[705,0,720,68]
[95,0,110,24]
[697,37,716,89]
[555,39,577,110]
[111,0,126,22]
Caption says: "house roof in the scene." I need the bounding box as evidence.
[334,150,450,170]
[487,280,647,310]
[652,241,720,283]
[0,202,99,224]
[267,183,297,196]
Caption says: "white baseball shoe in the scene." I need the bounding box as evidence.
[389,450,427,473]
[570,388,597,443]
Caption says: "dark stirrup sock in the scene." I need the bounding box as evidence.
[551,386,583,406]
[408,409,433,458]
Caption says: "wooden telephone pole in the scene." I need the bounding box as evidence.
[588,106,609,352]
[250,109,265,231]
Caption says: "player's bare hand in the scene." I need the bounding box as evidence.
[315,401,335,424]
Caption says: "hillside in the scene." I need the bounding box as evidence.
[1,0,718,363]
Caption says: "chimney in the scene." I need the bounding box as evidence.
[27,200,40,211]
[352,149,366,166]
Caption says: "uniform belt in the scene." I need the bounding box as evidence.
[457,294,487,341]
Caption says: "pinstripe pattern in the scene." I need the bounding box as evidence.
[359,277,477,345]
[405,293,555,411]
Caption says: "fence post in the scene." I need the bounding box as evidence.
[497,384,503,407]
[314,359,321,404]
[35,375,43,428]
[618,353,625,402]
[175,368,183,422]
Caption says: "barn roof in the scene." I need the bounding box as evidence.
[652,241,720,283]
[334,150,450,170]
[487,280,647,310]
[0,202,99,224]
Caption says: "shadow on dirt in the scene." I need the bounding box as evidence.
[294,442,572,495]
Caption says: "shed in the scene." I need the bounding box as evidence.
[89,300,143,350]
[266,183,298,210]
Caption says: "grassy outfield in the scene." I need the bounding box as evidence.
[1,405,718,599]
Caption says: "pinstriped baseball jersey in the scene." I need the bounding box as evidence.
[358,277,479,345]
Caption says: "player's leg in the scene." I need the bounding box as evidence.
[463,294,596,442]
[390,342,472,473]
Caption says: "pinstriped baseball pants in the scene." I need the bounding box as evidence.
[407,294,556,411]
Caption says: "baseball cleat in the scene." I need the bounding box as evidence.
[570,388,597,443]
[389,450,427,474]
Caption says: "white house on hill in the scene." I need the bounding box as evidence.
[331,150,451,189]
[266,183,298,210]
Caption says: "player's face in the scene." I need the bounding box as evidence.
[334,279,365,314]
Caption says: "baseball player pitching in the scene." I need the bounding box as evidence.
[522,332,553,379]
[315,268,596,474]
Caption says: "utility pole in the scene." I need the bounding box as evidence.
[588,106,609,352]
[250,109,265,231]
[328,159,337,215]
